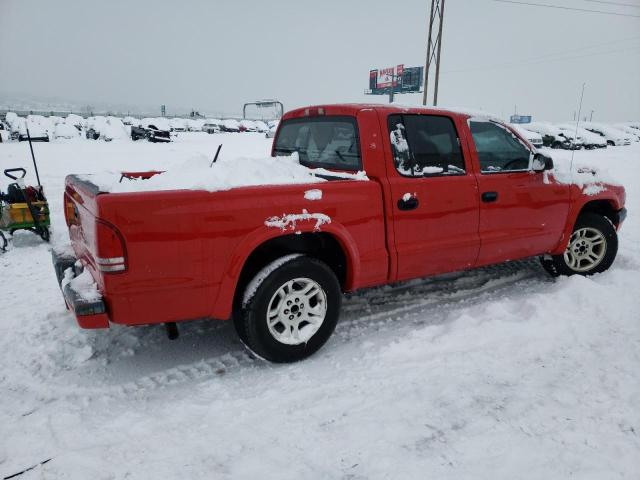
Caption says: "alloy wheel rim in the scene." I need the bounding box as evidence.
[563,227,607,272]
[266,278,327,345]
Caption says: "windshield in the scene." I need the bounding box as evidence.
[274,116,361,170]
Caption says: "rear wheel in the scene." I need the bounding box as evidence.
[236,256,341,363]
[541,213,617,277]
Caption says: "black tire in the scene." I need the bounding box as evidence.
[540,212,617,277]
[0,231,7,252]
[236,256,341,363]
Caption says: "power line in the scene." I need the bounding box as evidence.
[491,0,640,17]
[490,34,640,63]
[442,35,640,73]
[442,44,640,74]
[582,0,640,8]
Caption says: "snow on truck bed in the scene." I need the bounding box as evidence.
[79,152,368,194]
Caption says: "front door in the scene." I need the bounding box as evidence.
[468,120,571,266]
[387,114,481,281]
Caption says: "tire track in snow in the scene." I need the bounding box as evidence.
[64,260,549,401]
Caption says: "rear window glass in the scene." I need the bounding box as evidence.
[274,116,361,170]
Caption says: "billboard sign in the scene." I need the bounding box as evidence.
[510,115,532,124]
[376,65,403,89]
[367,65,423,95]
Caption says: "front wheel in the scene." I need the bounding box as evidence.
[236,256,341,363]
[541,213,618,277]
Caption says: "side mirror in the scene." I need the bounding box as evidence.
[532,153,553,172]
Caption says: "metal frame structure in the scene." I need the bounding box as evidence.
[422,0,445,106]
[242,100,284,120]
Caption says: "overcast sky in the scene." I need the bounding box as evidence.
[1,0,639,121]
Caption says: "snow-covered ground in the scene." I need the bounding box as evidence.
[1,133,639,479]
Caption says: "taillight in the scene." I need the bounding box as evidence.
[64,192,75,226]
[95,220,126,273]
[303,107,325,116]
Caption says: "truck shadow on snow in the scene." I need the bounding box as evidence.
[87,257,552,389]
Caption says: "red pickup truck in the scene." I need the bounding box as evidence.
[53,104,627,362]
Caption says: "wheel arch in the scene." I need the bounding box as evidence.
[577,199,622,227]
[213,225,360,319]
[553,197,622,254]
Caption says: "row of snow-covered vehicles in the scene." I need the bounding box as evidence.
[508,121,640,150]
[1,112,135,143]
[0,113,280,143]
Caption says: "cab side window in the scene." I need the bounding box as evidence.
[388,114,465,177]
[469,121,531,173]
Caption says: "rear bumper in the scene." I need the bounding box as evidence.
[52,247,110,329]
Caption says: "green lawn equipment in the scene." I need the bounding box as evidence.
[0,128,51,252]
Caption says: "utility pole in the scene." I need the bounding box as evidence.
[422,0,446,106]
[389,71,398,104]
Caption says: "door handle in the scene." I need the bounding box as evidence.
[398,197,419,211]
[481,191,498,203]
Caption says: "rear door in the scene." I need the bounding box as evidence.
[468,119,570,266]
[386,113,480,281]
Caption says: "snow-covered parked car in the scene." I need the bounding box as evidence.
[54,122,81,139]
[220,119,241,132]
[65,114,85,131]
[86,116,128,141]
[103,117,129,141]
[4,112,19,128]
[132,118,171,142]
[253,120,269,133]
[85,116,107,140]
[122,116,141,127]
[48,115,65,125]
[556,124,607,149]
[525,122,575,149]
[265,120,280,138]
[4,112,24,140]
[18,119,49,142]
[169,118,187,132]
[551,125,585,150]
[581,122,631,146]
[613,124,640,142]
[203,119,222,134]
[239,119,258,132]
[0,121,10,143]
[508,124,543,148]
[186,119,205,132]
[622,121,640,132]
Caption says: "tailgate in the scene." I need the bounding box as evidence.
[64,175,126,282]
